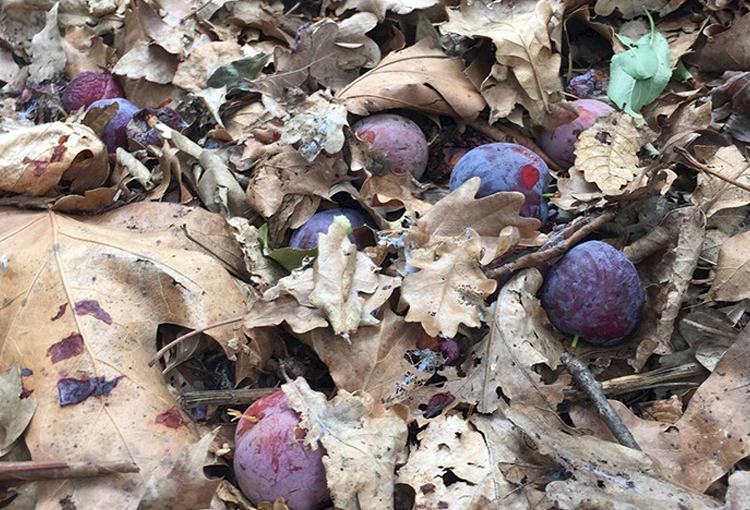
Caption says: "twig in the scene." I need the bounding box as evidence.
[565,362,706,398]
[675,146,750,193]
[0,460,138,483]
[148,316,244,367]
[561,352,641,451]
[469,119,565,174]
[485,210,615,280]
[180,387,277,408]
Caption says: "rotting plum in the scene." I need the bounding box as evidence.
[288,207,373,250]
[86,98,140,153]
[352,113,429,179]
[540,99,614,169]
[233,390,330,510]
[61,72,124,112]
[448,142,551,222]
[126,106,189,148]
[540,240,644,346]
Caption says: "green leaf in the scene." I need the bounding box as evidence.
[672,60,692,82]
[607,10,671,117]
[267,246,317,272]
[207,53,271,91]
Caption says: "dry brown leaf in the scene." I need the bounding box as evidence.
[727,471,750,510]
[283,378,408,510]
[595,0,670,18]
[451,269,565,413]
[690,145,750,217]
[306,307,425,406]
[699,12,750,73]
[172,40,245,92]
[280,92,348,163]
[0,203,251,509]
[28,5,64,82]
[676,322,750,491]
[0,122,108,196]
[712,71,750,143]
[706,230,750,302]
[113,40,179,84]
[336,37,485,122]
[327,0,439,22]
[414,178,543,263]
[396,413,536,510]
[575,111,642,195]
[401,229,497,338]
[309,223,387,337]
[507,404,722,510]
[61,25,113,78]
[0,363,37,457]
[442,0,563,124]
[358,171,433,217]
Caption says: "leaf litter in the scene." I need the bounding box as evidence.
[2,1,750,509]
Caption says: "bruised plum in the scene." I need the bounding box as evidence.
[86,98,140,153]
[540,99,614,169]
[352,113,429,179]
[126,106,189,148]
[233,391,330,510]
[62,72,124,112]
[540,240,644,346]
[448,142,551,222]
[288,208,373,250]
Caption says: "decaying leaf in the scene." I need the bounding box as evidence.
[336,38,485,122]
[690,144,750,217]
[281,92,348,163]
[327,0,439,22]
[283,378,408,510]
[401,229,497,337]
[706,229,750,302]
[0,203,251,509]
[0,363,37,457]
[0,122,108,196]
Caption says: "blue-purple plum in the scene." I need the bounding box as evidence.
[86,98,140,153]
[448,142,551,222]
[352,113,429,179]
[540,240,644,346]
[540,99,614,169]
[288,208,373,250]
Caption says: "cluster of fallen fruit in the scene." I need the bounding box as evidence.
[62,71,645,510]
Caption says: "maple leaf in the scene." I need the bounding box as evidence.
[401,229,497,337]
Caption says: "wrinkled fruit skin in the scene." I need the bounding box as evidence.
[540,240,644,346]
[448,142,551,222]
[61,72,124,112]
[289,208,373,250]
[352,113,429,179]
[87,98,140,153]
[126,107,188,147]
[233,391,330,510]
[540,99,614,169]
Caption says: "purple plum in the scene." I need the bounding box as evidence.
[352,113,429,179]
[288,208,373,250]
[540,99,614,169]
[86,98,140,153]
[62,72,124,112]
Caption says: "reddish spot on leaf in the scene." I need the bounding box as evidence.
[23,157,51,177]
[423,392,455,419]
[47,333,84,363]
[155,406,184,428]
[21,368,33,399]
[57,375,125,406]
[51,303,67,321]
[73,300,112,325]
[520,164,540,190]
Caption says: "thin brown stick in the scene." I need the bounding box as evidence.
[675,146,750,193]
[0,460,138,483]
[180,387,277,408]
[148,315,244,367]
[565,362,706,398]
[485,210,615,280]
[561,352,641,450]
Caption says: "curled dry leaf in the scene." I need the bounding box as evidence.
[0,203,252,509]
[0,122,108,196]
[712,71,750,143]
[706,229,750,302]
[280,92,348,163]
[336,38,485,122]
[690,144,750,217]
[699,11,750,73]
[327,0,440,22]
[283,378,408,510]
[359,171,433,217]
[401,228,497,338]
[441,0,563,124]
[0,363,37,457]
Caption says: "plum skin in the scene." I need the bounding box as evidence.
[234,390,330,510]
[87,98,140,153]
[352,113,429,179]
[540,99,614,169]
[61,72,124,112]
[289,208,373,250]
[540,240,644,346]
[448,142,551,222]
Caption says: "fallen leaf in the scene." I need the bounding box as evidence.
[336,38,485,122]
[327,0,440,22]
[0,203,251,509]
[712,71,750,143]
[706,230,750,302]
[676,321,750,491]
[0,363,37,457]
[280,92,348,162]
[283,378,408,510]
[699,12,750,72]
[401,229,497,338]
[690,145,750,217]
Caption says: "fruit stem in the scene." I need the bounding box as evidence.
[570,335,579,349]
[148,315,245,367]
